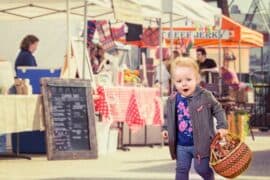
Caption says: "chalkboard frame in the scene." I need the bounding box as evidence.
[41,78,97,160]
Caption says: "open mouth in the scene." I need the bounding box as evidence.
[183,88,189,93]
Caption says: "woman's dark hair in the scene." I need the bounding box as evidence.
[20,35,39,50]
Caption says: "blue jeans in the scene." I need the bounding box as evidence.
[176,145,214,180]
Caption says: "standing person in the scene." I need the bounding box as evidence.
[15,34,39,71]
[90,44,105,74]
[196,47,218,72]
[162,57,228,180]
[154,59,171,95]
[196,47,218,83]
[89,45,99,74]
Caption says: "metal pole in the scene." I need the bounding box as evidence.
[169,11,173,93]
[238,40,241,81]
[82,0,87,79]
[158,18,163,97]
[169,12,173,55]
[66,0,71,77]
[261,47,264,83]
[258,0,270,34]
[218,29,222,97]
[218,30,222,68]
[158,19,164,148]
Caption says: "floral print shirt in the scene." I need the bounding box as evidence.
[176,93,194,146]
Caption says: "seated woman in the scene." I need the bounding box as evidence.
[221,66,240,89]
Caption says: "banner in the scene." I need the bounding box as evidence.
[162,30,232,40]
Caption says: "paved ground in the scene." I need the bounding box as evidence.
[0,130,269,180]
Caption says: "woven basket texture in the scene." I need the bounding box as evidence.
[210,134,252,178]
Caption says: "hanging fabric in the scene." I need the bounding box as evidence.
[111,24,126,40]
[141,28,160,46]
[125,23,143,41]
[96,21,116,53]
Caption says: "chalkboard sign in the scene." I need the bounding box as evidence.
[41,78,97,160]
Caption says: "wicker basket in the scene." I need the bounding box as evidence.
[210,133,252,179]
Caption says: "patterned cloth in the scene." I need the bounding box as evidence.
[96,21,116,53]
[111,24,126,40]
[125,91,144,130]
[176,93,194,146]
[94,86,109,119]
[153,97,162,125]
[94,86,163,130]
[141,28,159,47]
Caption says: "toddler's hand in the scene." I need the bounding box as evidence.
[217,129,228,138]
[162,130,168,139]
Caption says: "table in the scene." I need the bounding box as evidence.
[94,86,164,150]
[0,95,44,134]
[0,95,44,159]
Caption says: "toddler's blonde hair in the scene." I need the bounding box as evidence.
[170,57,200,80]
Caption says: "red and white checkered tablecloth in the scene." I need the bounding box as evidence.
[94,86,163,129]
[94,86,109,119]
[125,91,144,130]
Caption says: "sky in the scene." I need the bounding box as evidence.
[210,0,270,13]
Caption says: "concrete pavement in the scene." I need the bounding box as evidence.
[0,130,269,180]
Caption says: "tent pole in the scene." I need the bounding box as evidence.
[169,9,173,93]
[82,0,88,80]
[169,12,173,55]
[238,40,241,81]
[158,17,164,147]
[158,18,163,97]
[218,29,222,97]
[66,0,71,77]
[218,29,222,68]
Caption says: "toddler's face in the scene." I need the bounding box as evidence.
[172,66,199,97]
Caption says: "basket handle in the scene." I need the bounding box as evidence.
[210,132,238,148]
[210,133,231,162]
[210,148,218,163]
[210,133,221,149]
[210,133,240,163]
[210,133,221,163]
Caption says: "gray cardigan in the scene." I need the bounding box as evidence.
[163,86,228,160]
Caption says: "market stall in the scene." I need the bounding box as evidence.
[162,15,263,70]
[162,15,264,140]
[0,0,165,155]
[0,0,222,156]
[190,16,263,48]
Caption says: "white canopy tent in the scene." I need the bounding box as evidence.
[0,0,163,81]
[0,0,161,23]
[134,0,221,26]
[0,0,220,25]
[0,0,221,81]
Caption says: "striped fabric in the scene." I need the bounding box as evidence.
[96,21,116,53]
